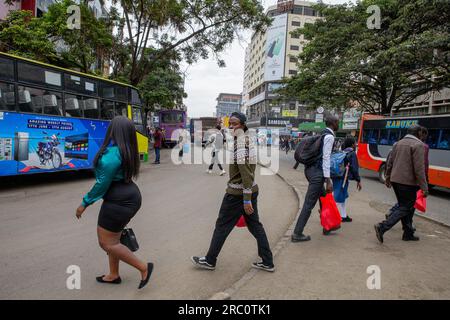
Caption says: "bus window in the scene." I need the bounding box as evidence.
[426,129,440,149]
[0,82,16,111]
[17,86,62,115]
[132,107,143,124]
[99,82,115,100]
[379,129,389,145]
[65,94,83,118]
[0,57,14,81]
[64,74,97,96]
[100,100,115,120]
[17,62,62,88]
[438,129,450,150]
[162,113,183,123]
[130,88,142,105]
[388,130,400,145]
[115,86,128,102]
[83,98,99,119]
[362,129,379,144]
[115,102,128,117]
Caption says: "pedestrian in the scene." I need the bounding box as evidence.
[285,137,291,155]
[75,116,153,289]
[153,127,162,164]
[204,125,226,176]
[332,135,362,223]
[291,114,340,242]
[191,112,275,272]
[374,125,429,243]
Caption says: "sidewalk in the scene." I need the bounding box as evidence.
[228,160,450,299]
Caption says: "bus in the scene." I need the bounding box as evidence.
[158,109,186,147]
[357,114,450,189]
[0,52,148,177]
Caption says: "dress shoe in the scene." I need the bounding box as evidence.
[291,233,311,242]
[402,234,420,241]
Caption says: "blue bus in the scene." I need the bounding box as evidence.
[0,52,148,177]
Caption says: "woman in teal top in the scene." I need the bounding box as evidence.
[75,116,153,289]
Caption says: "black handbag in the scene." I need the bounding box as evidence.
[120,228,139,252]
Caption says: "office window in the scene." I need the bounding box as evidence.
[292,21,301,27]
[304,7,316,16]
[0,82,15,111]
[290,45,300,51]
[289,70,298,75]
[290,57,298,63]
[291,33,300,39]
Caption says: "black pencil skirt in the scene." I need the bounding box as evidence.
[98,180,142,233]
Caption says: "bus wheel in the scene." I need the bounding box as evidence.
[378,163,386,184]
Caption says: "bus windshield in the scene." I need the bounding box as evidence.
[162,113,183,123]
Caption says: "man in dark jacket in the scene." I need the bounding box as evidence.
[153,127,162,164]
[374,125,429,243]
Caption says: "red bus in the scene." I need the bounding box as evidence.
[357,114,450,189]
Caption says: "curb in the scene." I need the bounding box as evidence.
[208,162,305,300]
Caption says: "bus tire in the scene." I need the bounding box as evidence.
[378,163,386,184]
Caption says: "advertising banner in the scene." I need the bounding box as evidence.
[0,111,108,176]
[264,14,287,82]
[282,110,298,117]
[343,108,361,130]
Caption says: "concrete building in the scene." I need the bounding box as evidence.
[242,0,322,129]
[215,93,242,118]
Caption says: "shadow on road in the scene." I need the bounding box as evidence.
[0,170,94,191]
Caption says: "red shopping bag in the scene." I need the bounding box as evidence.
[319,193,342,231]
[236,215,247,228]
[414,190,427,213]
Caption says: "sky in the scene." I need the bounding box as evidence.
[183,0,353,118]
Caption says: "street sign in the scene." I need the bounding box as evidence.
[315,113,324,123]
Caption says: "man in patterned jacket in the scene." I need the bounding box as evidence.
[191,112,275,272]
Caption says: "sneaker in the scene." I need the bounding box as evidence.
[190,256,215,270]
[206,169,212,174]
[342,216,352,223]
[374,224,384,243]
[252,261,275,272]
[220,170,226,176]
[402,234,420,241]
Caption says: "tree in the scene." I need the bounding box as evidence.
[281,0,450,115]
[111,0,270,86]
[0,10,57,62]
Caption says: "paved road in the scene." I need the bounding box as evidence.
[231,151,450,299]
[280,152,450,226]
[0,150,297,299]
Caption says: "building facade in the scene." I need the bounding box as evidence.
[215,93,242,118]
[242,0,322,128]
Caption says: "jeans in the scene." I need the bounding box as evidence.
[206,192,273,266]
[293,164,325,235]
[154,147,160,163]
[208,151,223,171]
[380,182,419,236]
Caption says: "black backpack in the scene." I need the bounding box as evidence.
[294,133,326,166]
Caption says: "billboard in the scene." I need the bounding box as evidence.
[264,14,287,82]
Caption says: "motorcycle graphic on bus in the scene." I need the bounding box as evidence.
[37,131,62,169]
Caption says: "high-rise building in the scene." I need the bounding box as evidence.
[242,0,322,128]
[215,93,242,118]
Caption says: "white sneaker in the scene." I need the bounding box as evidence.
[206,169,212,174]
[220,170,226,176]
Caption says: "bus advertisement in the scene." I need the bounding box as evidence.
[357,114,450,189]
[0,52,148,177]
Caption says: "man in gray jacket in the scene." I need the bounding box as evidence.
[374,125,429,243]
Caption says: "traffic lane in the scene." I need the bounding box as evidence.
[280,152,450,226]
[0,152,297,299]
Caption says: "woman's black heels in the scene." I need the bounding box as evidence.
[138,262,154,289]
[96,275,122,284]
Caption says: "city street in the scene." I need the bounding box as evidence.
[1,148,449,299]
[0,149,297,299]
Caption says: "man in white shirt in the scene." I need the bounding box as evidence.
[291,115,340,242]
[205,125,226,175]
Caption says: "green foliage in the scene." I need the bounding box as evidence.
[282,0,450,115]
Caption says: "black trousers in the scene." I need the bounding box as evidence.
[293,164,325,235]
[208,151,223,170]
[380,182,418,236]
[206,192,273,266]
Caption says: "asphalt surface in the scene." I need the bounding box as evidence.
[0,149,297,299]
